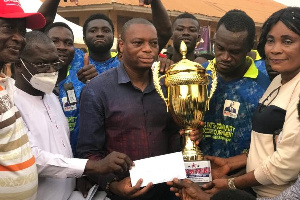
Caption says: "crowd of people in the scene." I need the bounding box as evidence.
[0,0,299,200]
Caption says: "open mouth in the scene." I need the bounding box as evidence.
[7,46,21,54]
[58,54,68,60]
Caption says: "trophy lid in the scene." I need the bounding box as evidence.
[167,41,206,74]
[165,41,208,86]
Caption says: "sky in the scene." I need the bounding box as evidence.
[274,0,300,7]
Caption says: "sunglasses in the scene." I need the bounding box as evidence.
[20,58,63,73]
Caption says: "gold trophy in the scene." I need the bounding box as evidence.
[153,41,217,183]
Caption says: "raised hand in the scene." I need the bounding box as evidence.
[110,177,153,199]
[64,0,78,5]
[139,0,154,6]
[77,53,98,83]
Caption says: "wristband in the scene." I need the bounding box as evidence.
[228,178,237,190]
[105,177,118,196]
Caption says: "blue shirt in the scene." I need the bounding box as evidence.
[200,57,270,158]
[58,48,120,157]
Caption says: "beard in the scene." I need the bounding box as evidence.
[86,40,113,54]
[173,40,196,54]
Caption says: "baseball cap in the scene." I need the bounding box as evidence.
[0,0,46,29]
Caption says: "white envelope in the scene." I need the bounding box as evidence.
[129,152,187,187]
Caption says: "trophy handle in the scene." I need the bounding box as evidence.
[152,61,169,109]
[207,60,218,101]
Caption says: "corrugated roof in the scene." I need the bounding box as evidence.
[53,0,286,24]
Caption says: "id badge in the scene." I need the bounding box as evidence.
[63,82,77,105]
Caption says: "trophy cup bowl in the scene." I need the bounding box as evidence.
[153,41,217,182]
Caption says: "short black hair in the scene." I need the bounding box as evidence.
[44,22,74,38]
[121,18,154,41]
[21,31,54,58]
[217,9,255,50]
[83,13,114,37]
[173,12,200,28]
[257,7,300,59]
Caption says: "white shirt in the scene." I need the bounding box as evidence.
[14,87,88,200]
[247,73,300,197]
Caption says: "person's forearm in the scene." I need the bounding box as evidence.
[234,171,261,189]
[227,154,247,171]
[151,0,172,51]
[38,0,60,27]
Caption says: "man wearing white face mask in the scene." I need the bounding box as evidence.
[13,31,133,200]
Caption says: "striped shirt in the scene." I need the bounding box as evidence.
[0,76,38,200]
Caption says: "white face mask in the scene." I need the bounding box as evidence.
[20,59,58,94]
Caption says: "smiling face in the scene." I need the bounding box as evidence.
[172,18,200,53]
[119,23,159,71]
[0,18,26,67]
[264,21,300,82]
[214,24,250,76]
[47,26,75,67]
[84,19,114,54]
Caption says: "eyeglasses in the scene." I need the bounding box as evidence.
[258,86,281,112]
[20,58,63,73]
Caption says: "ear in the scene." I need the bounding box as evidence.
[119,40,124,53]
[83,36,86,44]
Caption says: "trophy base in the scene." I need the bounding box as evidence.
[184,160,212,183]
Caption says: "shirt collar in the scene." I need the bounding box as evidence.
[206,56,258,79]
[117,63,131,84]
[116,63,155,93]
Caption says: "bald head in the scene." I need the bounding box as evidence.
[21,31,54,58]
[121,18,154,41]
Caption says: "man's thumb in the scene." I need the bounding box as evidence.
[84,53,89,66]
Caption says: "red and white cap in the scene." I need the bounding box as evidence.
[0,0,46,29]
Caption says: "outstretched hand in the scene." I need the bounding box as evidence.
[85,151,133,175]
[204,156,230,179]
[167,178,212,200]
[202,178,229,195]
[110,177,153,199]
[98,151,133,174]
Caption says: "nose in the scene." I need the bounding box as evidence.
[56,41,67,50]
[270,41,282,54]
[142,42,152,53]
[96,30,104,37]
[221,51,232,62]
[182,28,190,36]
[11,31,25,44]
